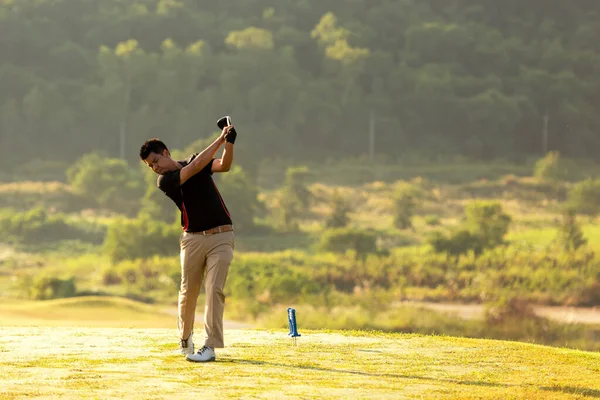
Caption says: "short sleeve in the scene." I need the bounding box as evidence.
[157,170,181,193]
[201,159,215,176]
[184,154,214,176]
[202,158,215,175]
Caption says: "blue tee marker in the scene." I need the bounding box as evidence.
[287,308,301,345]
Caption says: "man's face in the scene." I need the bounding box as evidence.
[143,150,172,175]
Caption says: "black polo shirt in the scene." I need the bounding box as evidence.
[157,154,232,232]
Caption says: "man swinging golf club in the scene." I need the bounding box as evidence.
[139,116,237,362]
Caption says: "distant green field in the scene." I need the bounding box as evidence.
[0,297,176,328]
[256,159,537,188]
[508,224,600,249]
[507,227,561,248]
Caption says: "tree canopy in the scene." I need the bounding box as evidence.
[2,0,600,175]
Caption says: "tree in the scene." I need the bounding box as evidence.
[430,201,511,258]
[394,183,423,230]
[284,166,312,210]
[312,12,371,107]
[138,166,178,224]
[534,151,567,182]
[568,179,600,218]
[3,0,600,172]
[95,40,144,160]
[103,217,180,263]
[276,166,312,231]
[429,229,483,259]
[557,207,587,252]
[325,189,351,228]
[29,276,77,300]
[318,227,378,262]
[67,153,144,215]
[464,201,512,249]
[225,27,274,51]
[214,165,262,233]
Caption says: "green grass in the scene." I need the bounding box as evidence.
[507,227,560,248]
[256,158,536,188]
[506,224,600,249]
[0,297,177,328]
[0,326,598,399]
[1,298,598,398]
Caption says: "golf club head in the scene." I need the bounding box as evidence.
[217,115,237,143]
[217,116,232,130]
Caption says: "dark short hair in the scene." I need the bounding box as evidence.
[139,138,168,160]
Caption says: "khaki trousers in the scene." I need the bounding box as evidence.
[178,230,234,348]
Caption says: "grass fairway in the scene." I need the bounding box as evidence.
[1,327,599,399]
[0,297,177,328]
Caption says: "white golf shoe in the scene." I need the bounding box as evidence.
[186,346,216,362]
[179,335,194,356]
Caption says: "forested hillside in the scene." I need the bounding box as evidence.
[2,0,600,174]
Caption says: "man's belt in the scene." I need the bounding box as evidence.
[188,224,234,236]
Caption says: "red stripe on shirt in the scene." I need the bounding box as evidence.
[212,180,231,219]
[181,202,189,231]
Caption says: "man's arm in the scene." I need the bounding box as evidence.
[180,127,231,184]
[211,142,234,173]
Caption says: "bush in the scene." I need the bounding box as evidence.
[28,275,77,300]
[464,201,511,249]
[534,151,567,182]
[557,207,587,252]
[229,257,317,302]
[101,256,180,295]
[283,166,312,211]
[276,166,312,231]
[485,295,539,325]
[568,178,600,217]
[214,165,263,232]
[67,153,144,216]
[394,182,424,229]
[578,282,600,307]
[429,230,483,258]
[0,181,96,213]
[227,246,600,307]
[318,228,378,261]
[325,189,351,228]
[0,207,99,244]
[482,295,569,344]
[102,217,181,263]
[138,167,178,224]
[424,215,441,226]
[429,201,511,258]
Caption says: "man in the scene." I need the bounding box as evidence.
[139,122,237,362]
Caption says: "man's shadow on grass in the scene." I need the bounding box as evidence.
[220,358,600,399]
